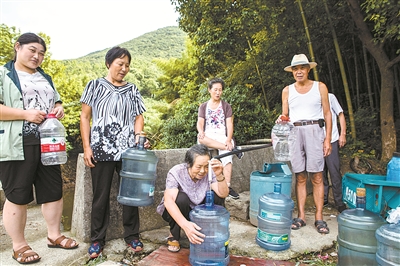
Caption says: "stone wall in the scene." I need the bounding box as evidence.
[71,145,295,243]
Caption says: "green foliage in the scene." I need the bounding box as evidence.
[0,24,19,64]
[158,99,199,149]
[340,107,381,159]
[362,0,400,51]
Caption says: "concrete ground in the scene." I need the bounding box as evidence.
[0,192,340,266]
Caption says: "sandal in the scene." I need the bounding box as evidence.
[167,237,181,253]
[47,235,79,249]
[315,220,330,234]
[291,218,306,230]
[12,245,41,264]
[128,239,144,252]
[88,242,103,259]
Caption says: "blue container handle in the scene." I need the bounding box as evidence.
[262,163,292,176]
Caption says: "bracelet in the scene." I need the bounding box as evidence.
[216,175,225,182]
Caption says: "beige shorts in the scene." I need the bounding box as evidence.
[291,124,325,173]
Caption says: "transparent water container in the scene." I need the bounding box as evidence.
[256,183,294,251]
[375,223,400,266]
[189,194,230,266]
[117,136,158,206]
[39,113,67,165]
[271,116,296,161]
[337,188,386,266]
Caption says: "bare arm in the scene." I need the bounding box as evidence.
[164,187,205,244]
[80,103,95,167]
[134,114,150,148]
[276,86,290,123]
[197,117,205,139]
[319,83,332,156]
[210,159,229,198]
[0,104,46,124]
[338,112,347,148]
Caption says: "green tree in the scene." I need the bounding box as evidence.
[346,0,400,160]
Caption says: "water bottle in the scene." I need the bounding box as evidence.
[189,195,230,266]
[337,188,386,266]
[118,134,159,206]
[386,152,400,182]
[271,115,295,161]
[256,183,294,251]
[39,113,67,165]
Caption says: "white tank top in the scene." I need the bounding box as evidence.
[288,81,323,122]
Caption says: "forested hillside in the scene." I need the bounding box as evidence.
[1,0,399,165]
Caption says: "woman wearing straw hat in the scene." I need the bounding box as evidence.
[277,54,332,234]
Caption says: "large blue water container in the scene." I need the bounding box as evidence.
[337,207,386,265]
[387,152,400,182]
[249,163,292,226]
[256,183,294,251]
[375,223,400,266]
[117,139,159,207]
[189,193,230,266]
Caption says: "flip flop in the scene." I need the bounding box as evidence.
[167,237,180,253]
[291,218,306,230]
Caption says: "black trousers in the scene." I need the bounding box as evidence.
[162,191,225,241]
[323,140,345,208]
[90,161,140,246]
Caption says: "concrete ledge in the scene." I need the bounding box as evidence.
[71,146,289,243]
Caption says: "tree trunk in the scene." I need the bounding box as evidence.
[347,0,399,161]
[363,46,374,110]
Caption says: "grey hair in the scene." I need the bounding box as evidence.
[185,144,211,167]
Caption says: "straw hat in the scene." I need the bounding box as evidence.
[284,54,317,72]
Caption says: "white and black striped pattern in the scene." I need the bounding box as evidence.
[80,78,146,161]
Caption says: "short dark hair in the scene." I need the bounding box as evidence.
[185,144,211,167]
[105,46,131,68]
[14,33,47,60]
[207,77,225,90]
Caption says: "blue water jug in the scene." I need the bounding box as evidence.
[249,163,292,226]
[189,191,230,266]
[256,183,294,251]
[337,188,386,266]
[387,152,400,182]
[117,136,159,206]
[375,223,400,266]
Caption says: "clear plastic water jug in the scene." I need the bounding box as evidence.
[271,116,296,161]
[117,136,158,206]
[249,163,292,226]
[39,113,67,165]
[375,223,400,266]
[189,192,230,266]
[387,152,400,182]
[337,188,386,266]
[256,183,294,251]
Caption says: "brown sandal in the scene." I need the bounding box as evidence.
[167,237,181,253]
[47,235,79,249]
[12,245,41,264]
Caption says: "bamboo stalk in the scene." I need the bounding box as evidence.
[296,0,319,80]
[323,0,356,139]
